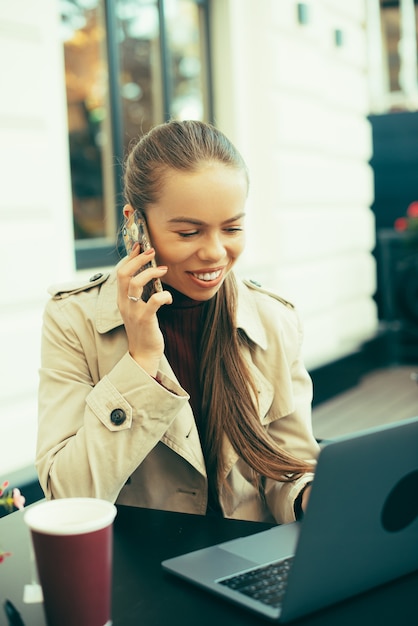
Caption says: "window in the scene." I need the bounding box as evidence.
[375,0,418,112]
[381,2,402,92]
[60,0,212,270]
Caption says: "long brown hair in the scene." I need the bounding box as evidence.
[201,274,313,491]
[123,120,313,495]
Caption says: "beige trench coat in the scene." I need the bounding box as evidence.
[36,267,319,524]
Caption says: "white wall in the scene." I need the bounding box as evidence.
[211,0,378,370]
[1,0,378,480]
[0,0,74,477]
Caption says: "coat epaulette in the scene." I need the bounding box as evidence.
[48,271,110,299]
[243,278,295,309]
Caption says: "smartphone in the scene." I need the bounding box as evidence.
[122,211,163,302]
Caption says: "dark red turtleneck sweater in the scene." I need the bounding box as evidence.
[157,286,221,514]
[157,286,206,426]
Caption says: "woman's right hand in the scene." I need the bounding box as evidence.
[117,243,172,377]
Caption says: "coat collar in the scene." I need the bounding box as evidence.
[235,278,269,350]
[96,266,269,351]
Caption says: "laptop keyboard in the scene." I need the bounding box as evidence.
[218,556,294,609]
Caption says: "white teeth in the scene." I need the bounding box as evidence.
[193,270,221,281]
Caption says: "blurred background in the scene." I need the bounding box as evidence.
[0,0,417,493]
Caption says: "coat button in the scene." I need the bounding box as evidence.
[89,272,103,282]
[110,408,126,426]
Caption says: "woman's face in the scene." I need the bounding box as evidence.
[145,163,248,301]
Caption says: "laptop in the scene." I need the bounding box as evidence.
[162,416,418,622]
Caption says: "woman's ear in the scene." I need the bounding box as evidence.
[123,204,135,220]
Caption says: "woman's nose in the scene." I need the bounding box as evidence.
[197,234,226,261]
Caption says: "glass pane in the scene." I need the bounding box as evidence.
[381,5,401,92]
[116,0,163,152]
[416,5,418,85]
[165,0,209,121]
[60,0,115,241]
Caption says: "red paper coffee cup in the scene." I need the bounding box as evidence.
[24,498,117,626]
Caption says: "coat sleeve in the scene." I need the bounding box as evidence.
[36,297,189,502]
[261,305,320,524]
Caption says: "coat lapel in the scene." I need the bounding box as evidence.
[159,357,207,476]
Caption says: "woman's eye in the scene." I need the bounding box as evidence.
[178,231,199,238]
[225,226,243,233]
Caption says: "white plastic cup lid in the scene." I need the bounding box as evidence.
[23,498,117,535]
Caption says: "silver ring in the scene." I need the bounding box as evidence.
[127,295,141,303]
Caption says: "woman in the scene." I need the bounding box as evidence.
[37,120,319,524]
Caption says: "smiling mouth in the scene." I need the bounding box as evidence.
[191,269,222,282]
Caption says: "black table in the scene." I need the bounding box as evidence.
[0,504,417,626]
